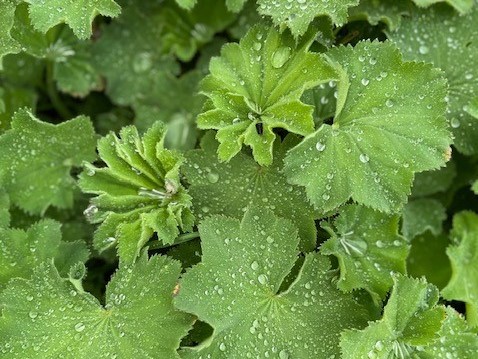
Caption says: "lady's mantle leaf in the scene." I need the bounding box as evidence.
[412,0,474,14]
[389,5,478,155]
[78,122,194,263]
[442,211,478,326]
[197,24,338,166]
[348,0,410,31]
[0,108,97,215]
[0,253,193,358]
[285,41,452,213]
[340,275,446,359]
[24,0,121,39]
[257,0,360,37]
[0,0,21,68]
[321,204,409,300]
[0,219,89,290]
[183,132,320,251]
[401,198,447,239]
[175,207,369,358]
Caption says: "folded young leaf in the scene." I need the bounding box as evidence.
[285,41,452,213]
[389,5,478,155]
[257,0,359,37]
[175,207,369,358]
[0,219,89,290]
[0,108,97,215]
[340,275,446,359]
[79,122,194,263]
[23,0,121,39]
[412,0,474,14]
[183,132,320,251]
[401,198,447,239]
[321,204,409,300]
[0,253,193,358]
[442,211,478,326]
[198,24,338,165]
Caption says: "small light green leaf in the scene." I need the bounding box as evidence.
[0,108,96,215]
[160,0,236,62]
[24,0,121,39]
[198,24,338,165]
[442,211,478,326]
[0,219,89,290]
[408,232,451,289]
[175,207,369,358]
[92,1,179,106]
[389,5,478,155]
[321,204,409,299]
[0,253,193,358]
[402,199,447,239]
[285,41,452,213]
[412,0,474,14]
[340,275,445,359]
[183,132,320,251]
[348,0,411,30]
[78,122,194,263]
[257,0,359,37]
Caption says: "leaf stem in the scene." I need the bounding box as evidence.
[46,60,72,120]
[148,231,200,250]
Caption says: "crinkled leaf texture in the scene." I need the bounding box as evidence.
[24,0,121,39]
[198,24,338,166]
[340,275,446,359]
[389,5,478,155]
[285,41,452,213]
[442,211,478,326]
[183,132,320,251]
[175,207,369,358]
[0,219,88,290]
[321,204,409,300]
[257,0,359,37]
[0,253,193,358]
[0,108,97,215]
[79,122,194,263]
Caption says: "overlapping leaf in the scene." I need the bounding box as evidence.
[176,0,246,12]
[389,5,478,155]
[257,0,359,37]
[24,0,121,39]
[411,161,456,197]
[442,211,478,326]
[78,122,194,263]
[0,219,89,290]
[0,0,21,68]
[321,204,409,299]
[198,24,338,165]
[0,253,193,358]
[0,108,96,215]
[183,132,320,251]
[341,275,446,358]
[285,41,452,213]
[412,0,474,14]
[402,199,447,239]
[175,207,369,358]
[348,0,411,30]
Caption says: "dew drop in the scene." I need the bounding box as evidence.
[361,78,370,86]
[450,118,460,128]
[251,261,259,270]
[29,311,38,319]
[315,141,326,152]
[206,172,219,183]
[279,349,290,359]
[26,295,34,301]
[258,274,267,285]
[359,154,370,163]
[74,322,85,332]
[219,343,226,352]
[271,47,291,69]
[419,45,429,54]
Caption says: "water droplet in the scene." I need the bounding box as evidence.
[465,73,473,80]
[385,99,394,108]
[375,240,384,248]
[258,274,267,285]
[419,45,429,54]
[266,236,274,244]
[315,142,326,152]
[133,52,153,73]
[361,78,370,86]
[271,47,291,69]
[251,261,259,270]
[359,154,370,163]
[74,322,85,332]
[279,349,290,359]
[219,342,226,351]
[207,172,219,183]
[450,118,460,128]
[29,311,38,319]
[26,295,34,301]
[253,42,262,51]
[201,206,210,213]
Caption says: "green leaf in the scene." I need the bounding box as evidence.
[0,190,10,228]
[321,204,409,299]
[340,275,445,359]
[0,219,89,290]
[301,80,337,127]
[389,5,478,155]
[285,41,452,213]
[408,232,451,289]
[442,211,478,326]
[198,24,338,165]
[78,122,194,263]
[0,84,37,133]
[24,0,121,39]
[412,161,457,198]
[183,132,320,251]
[175,207,369,358]
[402,199,447,239]
[473,180,478,195]
[257,0,360,37]
[0,0,21,69]
[348,0,411,31]
[0,253,193,358]
[159,0,236,62]
[0,108,97,215]
[412,0,474,14]
[92,1,179,106]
